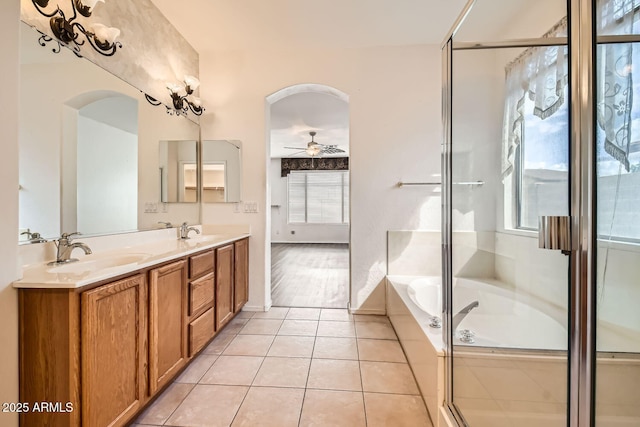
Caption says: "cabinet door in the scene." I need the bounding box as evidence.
[216,244,235,329]
[149,260,188,394]
[82,274,147,427]
[234,238,249,312]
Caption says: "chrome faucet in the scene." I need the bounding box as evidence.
[179,222,200,239]
[48,232,92,265]
[20,229,47,244]
[452,300,479,331]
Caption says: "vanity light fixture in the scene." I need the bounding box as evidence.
[144,76,205,117]
[166,75,204,116]
[31,0,122,57]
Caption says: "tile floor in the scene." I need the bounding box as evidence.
[133,307,432,427]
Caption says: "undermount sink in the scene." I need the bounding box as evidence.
[47,253,151,274]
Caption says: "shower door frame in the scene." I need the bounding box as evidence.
[440,0,597,426]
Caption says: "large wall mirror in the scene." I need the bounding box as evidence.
[19,22,200,243]
[202,140,242,203]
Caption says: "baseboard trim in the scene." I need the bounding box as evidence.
[349,307,386,316]
[241,303,271,312]
[271,241,349,245]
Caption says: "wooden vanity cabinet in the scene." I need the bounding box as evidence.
[216,244,235,330]
[81,274,147,427]
[234,238,249,312]
[19,237,249,427]
[187,249,216,356]
[148,260,188,394]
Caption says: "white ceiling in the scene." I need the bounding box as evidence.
[150,0,468,52]
[270,92,349,158]
[149,0,470,159]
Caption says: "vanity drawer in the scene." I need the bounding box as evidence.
[189,307,215,356]
[189,272,214,316]
[189,249,214,279]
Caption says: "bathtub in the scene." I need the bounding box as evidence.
[407,276,567,350]
[387,275,640,427]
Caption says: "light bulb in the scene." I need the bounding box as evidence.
[91,23,120,44]
[184,75,200,90]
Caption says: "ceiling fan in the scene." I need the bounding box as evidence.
[283,131,345,157]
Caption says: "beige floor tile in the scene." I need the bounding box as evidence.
[252,357,311,388]
[355,321,397,340]
[320,308,353,321]
[202,332,235,355]
[307,359,362,391]
[165,384,247,427]
[364,393,432,427]
[278,319,319,336]
[239,318,283,335]
[353,314,391,324]
[299,389,366,427]
[267,335,316,358]
[360,361,420,395]
[200,355,264,386]
[221,317,250,335]
[252,307,290,319]
[235,310,255,319]
[313,337,358,360]
[135,383,194,425]
[357,339,406,363]
[317,320,356,338]
[222,334,275,356]
[231,387,305,427]
[175,354,218,383]
[286,307,322,320]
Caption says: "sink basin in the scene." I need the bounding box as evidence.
[184,234,226,245]
[48,253,151,274]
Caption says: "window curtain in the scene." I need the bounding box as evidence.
[501,17,568,175]
[281,157,349,177]
[596,0,639,172]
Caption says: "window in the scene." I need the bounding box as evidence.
[288,171,349,224]
[515,88,570,230]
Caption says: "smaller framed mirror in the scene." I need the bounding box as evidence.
[159,140,199,203]
[202,140,242,203]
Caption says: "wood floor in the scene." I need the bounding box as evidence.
[271,243,349,308]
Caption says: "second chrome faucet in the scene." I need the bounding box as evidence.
[179,222,200,239]
[48,232,92,265]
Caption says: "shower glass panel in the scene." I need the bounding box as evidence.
[595,1,640,424]
[448,1,568,426]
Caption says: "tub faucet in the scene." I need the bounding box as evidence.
[179,222,200,239]
[48,232,92,265]
[452,300,479,331]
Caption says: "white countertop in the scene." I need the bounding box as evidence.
[14,233,250,289]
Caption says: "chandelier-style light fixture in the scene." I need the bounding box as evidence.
[167,75,204,116]
[31,0,122,57]
[145,76,204,117]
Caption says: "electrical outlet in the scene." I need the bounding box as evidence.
[243,201,259,213]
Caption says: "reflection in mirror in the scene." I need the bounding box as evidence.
[202,140,242,203]
[18,22,200,243]
[159,140,198,203]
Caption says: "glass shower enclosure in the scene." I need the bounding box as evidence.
[441,1,640,426]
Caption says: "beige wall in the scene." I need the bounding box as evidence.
[0,2,20,426]
[198,45,443,313]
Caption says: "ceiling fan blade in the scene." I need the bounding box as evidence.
[284,146,307,150]
[320,146,346,154]
[286,150,307,157]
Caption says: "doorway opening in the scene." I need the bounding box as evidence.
[266,84,350,309]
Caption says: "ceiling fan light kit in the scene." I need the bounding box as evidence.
[284,131,346,158]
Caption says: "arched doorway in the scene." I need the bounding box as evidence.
[265,84,350,309]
